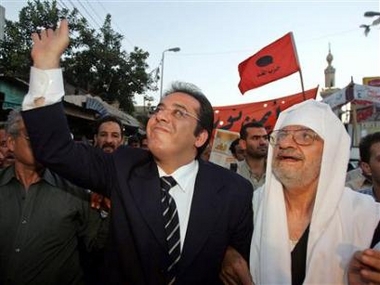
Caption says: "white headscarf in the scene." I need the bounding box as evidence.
[250,99,380,284]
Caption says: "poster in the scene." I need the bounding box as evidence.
[209,129,240,169]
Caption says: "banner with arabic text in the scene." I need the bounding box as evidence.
[213,87,318,133]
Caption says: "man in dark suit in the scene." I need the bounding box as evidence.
[21,19,253,285]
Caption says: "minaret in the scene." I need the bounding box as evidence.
[320,43,340,99]
[324,44,335,88]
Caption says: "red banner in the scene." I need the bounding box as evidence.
[238,32,300,94]
[213,87,318,133]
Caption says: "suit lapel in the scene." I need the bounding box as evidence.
[179,160,223,270]
[129,160,167,250]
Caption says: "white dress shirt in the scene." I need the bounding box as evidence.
[158,160,198,251]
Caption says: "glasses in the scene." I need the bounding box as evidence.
[269,128,319,146]
[152,106,200,122]
[19,133,30,142]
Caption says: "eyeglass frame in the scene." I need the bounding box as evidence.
[18,133,31,142]
[151,104,200,122]
[269,128,320,146]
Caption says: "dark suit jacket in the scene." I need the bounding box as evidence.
[22,103,253,285]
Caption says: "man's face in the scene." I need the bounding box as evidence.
[272,125,324,190]
[362,142,380,186]
[146,92,207,161]
[241,127,268,159]
[94,122,124,153]
[0,129,14,167]
[8,122,36,167]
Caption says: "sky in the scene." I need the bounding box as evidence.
[2,0,380,108]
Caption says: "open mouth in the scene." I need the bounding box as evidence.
[277,153,302,161]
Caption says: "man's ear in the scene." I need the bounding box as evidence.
[195,129,209,148]
[93,134,98,146]
[239,139,247,150]
[360,161,372,177]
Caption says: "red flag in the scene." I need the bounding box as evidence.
[238,32,300,94]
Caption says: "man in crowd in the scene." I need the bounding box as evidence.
[21,19,253,285]
[221,100,380,285]
[346,132,380,284]
[0,122,14,168]
[0,110,108,285]
[236,122,268,190]
[357,132,380,202]
[86,115,124,284]
[90,115,124,211]
[93,115,124,153]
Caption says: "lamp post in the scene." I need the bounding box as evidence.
[159,47,181,99]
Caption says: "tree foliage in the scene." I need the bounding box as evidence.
[0,0,154,112]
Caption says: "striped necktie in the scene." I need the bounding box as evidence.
[160,176,181,285]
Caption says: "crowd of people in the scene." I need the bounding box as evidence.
[2,18,380,285]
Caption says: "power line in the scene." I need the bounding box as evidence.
[94,0,135,48]
[57,0,69,11]
[65,0,100,31]
[75,0,102,29]
[62,0,135,48]
[83,0,104,26]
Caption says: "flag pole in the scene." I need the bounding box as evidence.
[299,70,306,101]
[290,32,306,101]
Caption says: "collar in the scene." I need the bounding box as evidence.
[0,165,60,188]
[157,160,199,193]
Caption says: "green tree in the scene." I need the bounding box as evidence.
[64,14,152,112]
[0,0,153,113]
[0,0,86,79]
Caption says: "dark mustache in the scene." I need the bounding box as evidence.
[102,143,115,149]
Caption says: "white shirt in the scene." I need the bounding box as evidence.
[23,67,65,110]
[158,160,198,250]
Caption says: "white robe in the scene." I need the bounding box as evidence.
[250,99,380,284]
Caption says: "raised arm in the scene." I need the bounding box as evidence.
[22,19,112,193]
[23,19,70,110]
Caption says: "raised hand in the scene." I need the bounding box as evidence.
[31,19,70,70]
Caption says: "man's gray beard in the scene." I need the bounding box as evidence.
[272,168,302,189]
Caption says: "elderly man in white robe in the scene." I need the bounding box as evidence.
[221,99,380,285]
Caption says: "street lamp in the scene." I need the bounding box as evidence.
[364,11,380,17]
[159,47,181,99]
